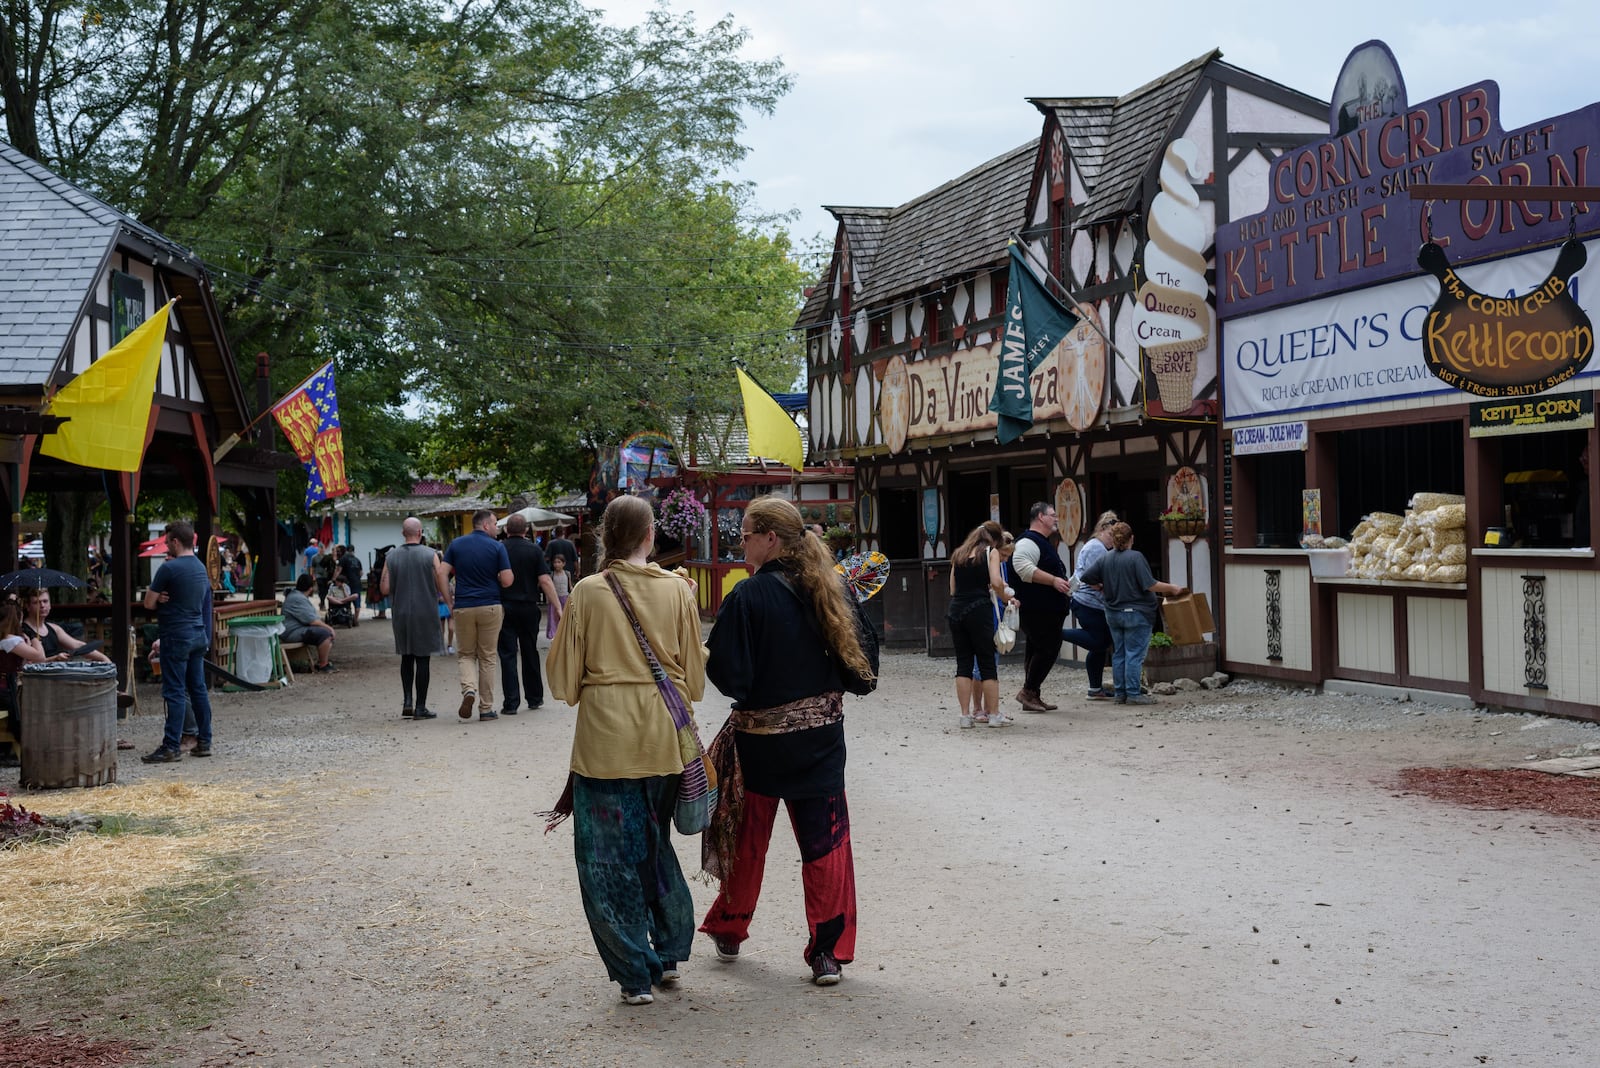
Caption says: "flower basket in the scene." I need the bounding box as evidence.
[1160,515,1207,539]
[656,488,708,543]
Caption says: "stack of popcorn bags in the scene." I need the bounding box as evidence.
[1346,493,1467,582]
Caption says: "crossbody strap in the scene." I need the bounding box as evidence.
[603,570,694,733]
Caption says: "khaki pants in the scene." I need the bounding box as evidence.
[453,604,504,711]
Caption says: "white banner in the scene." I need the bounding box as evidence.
[1231,421,1307,454]
[1223,239,1600,420]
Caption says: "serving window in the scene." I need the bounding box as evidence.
[1481,428,1590,548]
[1331,420,1463,541]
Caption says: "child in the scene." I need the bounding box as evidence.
[546,554,570,639]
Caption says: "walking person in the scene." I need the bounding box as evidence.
[947,521,1017,729]
[497,512,562,714]
[546,554,571,639]
[382,518,452,720]
[1011,501,1073,711]
[1079,522,1187,705]
[141,522,216,763]
[545,494,706,1005]
[442,509,512,720]
[699,497,871,987]
[1062,511,1119,701]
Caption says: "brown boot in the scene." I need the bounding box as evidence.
[1038,694,1059,710]
[1016,689,1049,712]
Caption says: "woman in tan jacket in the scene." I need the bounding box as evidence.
[546,494,706,1006]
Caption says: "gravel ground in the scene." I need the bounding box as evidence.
[7,619,1600,1067]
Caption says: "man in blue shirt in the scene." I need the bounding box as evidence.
[142,520,215,762]
[442,509,513,721]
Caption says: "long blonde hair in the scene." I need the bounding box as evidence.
[743,497,872,681]
[951,520,1002,567]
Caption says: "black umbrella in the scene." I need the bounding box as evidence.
[0,568,86,591]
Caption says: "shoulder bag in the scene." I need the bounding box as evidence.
[603,571,716,835]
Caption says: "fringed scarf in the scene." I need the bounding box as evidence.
[701,691,843,884]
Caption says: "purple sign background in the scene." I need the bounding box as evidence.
[1218,80,1600,320]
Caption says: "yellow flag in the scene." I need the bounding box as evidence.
[41,300,173,472]
[736,367,804,470]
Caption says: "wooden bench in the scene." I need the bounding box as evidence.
[279,642,314,676]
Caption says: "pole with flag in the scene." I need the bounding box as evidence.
[988,244,1079,444]
[270,361,351,508]
[736,366,806,470]
[39,299,175,472]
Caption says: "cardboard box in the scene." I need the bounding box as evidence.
[1160,592,1214,645]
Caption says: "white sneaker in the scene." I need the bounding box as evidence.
[446,644,456,655]
[958,715,974,729]
[988,713,1013,727]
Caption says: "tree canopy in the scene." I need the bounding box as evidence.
[1,0,807,503]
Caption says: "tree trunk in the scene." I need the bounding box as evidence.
[45,490,98,604]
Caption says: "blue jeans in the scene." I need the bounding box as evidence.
[1062,599,1111,691]
[160,633,214,751]
[1105,608,1154,698]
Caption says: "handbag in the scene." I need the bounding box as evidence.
[604,571,717,835]
[993,592,1018,653]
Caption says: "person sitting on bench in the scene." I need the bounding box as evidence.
[283,574,336,673]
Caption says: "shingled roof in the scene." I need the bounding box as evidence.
[0,140,200,386]
[848,140,1037,310]
[797,207,890,328]
[1035,50,1219,228]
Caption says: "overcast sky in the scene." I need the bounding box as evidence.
[599,1,1600,258]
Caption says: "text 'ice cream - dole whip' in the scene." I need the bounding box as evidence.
[1135,139,1213,413]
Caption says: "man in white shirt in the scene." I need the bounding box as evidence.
[1009,502,1073,712]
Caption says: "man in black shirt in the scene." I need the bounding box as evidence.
[498,513,562,712]
[337,545,364,624]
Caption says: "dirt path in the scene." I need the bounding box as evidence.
[30,621,1600,1067]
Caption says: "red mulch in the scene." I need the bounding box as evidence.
[0,1020,140,1067]
[1395,766,1600,822]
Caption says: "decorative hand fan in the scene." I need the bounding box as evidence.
[835,551,890,602]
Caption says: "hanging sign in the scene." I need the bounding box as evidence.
[1418,239,1594,396]
[1469,392,1594,436]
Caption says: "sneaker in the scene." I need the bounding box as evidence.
[314,663,337,673]
[141,747,182,764]
[457,692,476,720]
[1086,689,1113,701]
[191,741,212,757]
[620,987,654,1005]
[1114,694,1128,704]
[413,707,437,720]
[658,964,681,988]
[810,950,842,986]
[958,715,974,729]
[1126,695,1156,706]
[446,645,456,655]
[988,713,1013,728]
[478,710,499,721]
[714,938,740,962]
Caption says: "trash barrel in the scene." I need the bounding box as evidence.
[18,661,119,789]
[226,614,285,686]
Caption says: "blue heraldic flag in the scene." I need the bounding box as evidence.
[988,245,1079,444]
[270,361,351,508]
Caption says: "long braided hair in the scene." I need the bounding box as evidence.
[743,496,872,681]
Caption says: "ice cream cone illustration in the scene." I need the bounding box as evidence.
[1135,140,1212,414]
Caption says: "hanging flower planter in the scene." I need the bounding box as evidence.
[1160,515,1208,539]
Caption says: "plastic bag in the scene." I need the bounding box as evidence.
[994,600,1018,653]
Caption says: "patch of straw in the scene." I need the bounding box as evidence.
[0,782,279,965]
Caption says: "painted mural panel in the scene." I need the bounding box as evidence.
[1135,140,1216,418]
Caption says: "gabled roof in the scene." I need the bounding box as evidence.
[849,141,1037,309]
[1031,50,1220,227]
[0,140,203,386]
[797,207,890,327]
